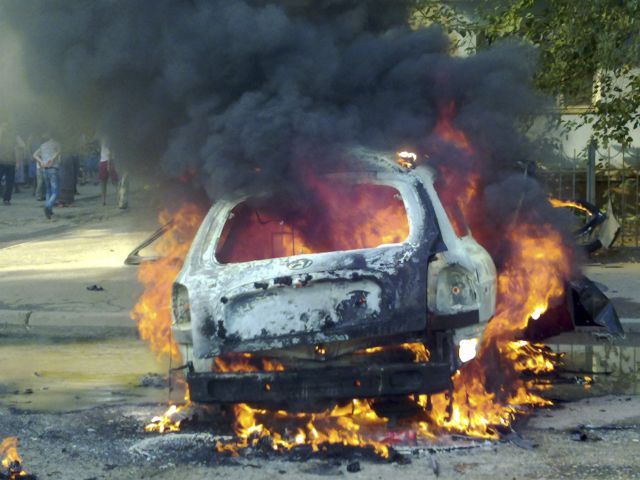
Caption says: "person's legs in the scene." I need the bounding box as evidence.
[43,168,52,218]
[1,164,15,204]
[48,168,59,208]
[44,168,59,217]
[36,168,45,200]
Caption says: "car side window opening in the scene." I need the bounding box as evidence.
[215,183,410,264]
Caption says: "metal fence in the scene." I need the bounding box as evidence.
[540,148,640,248]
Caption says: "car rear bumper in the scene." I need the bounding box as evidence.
[187,362,453,404]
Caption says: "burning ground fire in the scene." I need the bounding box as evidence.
[134,106,576,457]
[1,437,33,480]
[133,204,205,433]
[211,221,570,454]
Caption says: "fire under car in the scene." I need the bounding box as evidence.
[128,149,623,408]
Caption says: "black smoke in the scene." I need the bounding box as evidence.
[0,0,551,203]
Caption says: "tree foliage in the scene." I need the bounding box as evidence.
[413,0,640,147]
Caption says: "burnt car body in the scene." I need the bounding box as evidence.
[170,149,498,405]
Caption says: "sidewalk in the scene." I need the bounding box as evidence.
[0,181,160,339]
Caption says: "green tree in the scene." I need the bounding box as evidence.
[413,0,640,147]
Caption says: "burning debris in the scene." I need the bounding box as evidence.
[0,438,35,480]
[145,404,186,434]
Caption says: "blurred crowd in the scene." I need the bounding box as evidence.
[0,121,124,219]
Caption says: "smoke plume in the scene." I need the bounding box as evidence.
[0,1,548,198]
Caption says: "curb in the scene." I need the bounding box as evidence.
[0,309,138,339]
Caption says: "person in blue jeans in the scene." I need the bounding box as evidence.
[33,135,61,219]
[43,167,59,218]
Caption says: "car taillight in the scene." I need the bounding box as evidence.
[435,267,478,313]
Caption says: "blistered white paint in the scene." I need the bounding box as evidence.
[225,280,381,338]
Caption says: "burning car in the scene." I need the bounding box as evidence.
[168,149,498,406]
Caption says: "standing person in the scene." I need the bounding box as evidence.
[33,135,61,219]
[0,121,17,206]
[99,141,118,206]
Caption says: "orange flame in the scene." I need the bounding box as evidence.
[1,437,29,478]
[135,205,205,435]
[548,197,592,215]
[432,102,479,236]
[405,220,571,440]
[216,181,409,264]
[0,438,21,470]
[214,353,285,373]
[131,203,205,361]
[483,224,571,343]
[434,103,472,153]
[396,151,418,169]
[360,342,430,363]
[145,383,192,433]
[145,404,183,433]
[217,400,390,457]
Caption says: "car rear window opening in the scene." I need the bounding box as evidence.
[215,183,409,264]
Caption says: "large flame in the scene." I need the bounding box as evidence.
[412,222,571,439]
[131,203,205,361]
[215,342,430,456]
[131,204,205,433]
[218,400,390,457]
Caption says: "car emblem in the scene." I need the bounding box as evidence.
[287,258,313,270]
